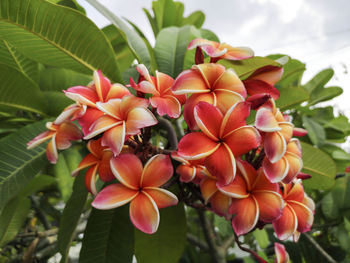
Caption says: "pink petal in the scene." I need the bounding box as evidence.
[64,86,99,107]
[224,126,261,156]
[141,154,173,188]
[263,157,289,183]
[92,183,138,209]
[71,153,98,177]
[288,201,313,233]
[220,102,251,138]
[125,107,157,135]
[217,173,249,198]
[194,102,223,140]
[110,154,143,190]
[93,70,111,102]
[46,135,58,164]
[27,130,54,150]
[101,122,125,156]
[84,115,121,140]
[255,107,281,132]
[282,153,303,184]
[142,187,178,209]
[293,127,308,137]
[155,71,174,94]
[273,205,298,240]
[274,243,290,263]
[129,192,160,234]
[55,122,83,150]
[96,99,122,119]
[222,45,254,60]
[264,132,286,163]
[172,69,209,95]
[150,95,181,118]
[279,122,294,143]
[106,83,131,101]
[187,38,217,50]
[78,108,104,136]
[85,164,98,195]
[244,79,280,100]
[248,66,283,85]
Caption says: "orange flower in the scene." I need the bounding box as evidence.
[177,101,260,185]
[188,38,254,61]
[131,64,186,118]
[27,121,82,164]
[218,161,284,236]
[92,154,178,234]
[172,63,246,130]
[274,243,290,263]
[71,138,114,195]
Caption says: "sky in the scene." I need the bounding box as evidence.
[78,0,350,118]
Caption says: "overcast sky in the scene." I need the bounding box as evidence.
[78,0,350,117]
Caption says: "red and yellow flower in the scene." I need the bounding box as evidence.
[274,242,290,263]
[172,63,247,130]
[27,121,82,164]
[92,154,178,234]
[177,101,261,185]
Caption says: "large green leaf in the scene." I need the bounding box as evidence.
[0,0,122,82]
[302,116,326,146]
[79,206,134,263]
[154,26,201,77]
[276,86,309,111]
[182,11,205,28]
[44,91,72,116]
[0,40,39,83]
[0,64,48,114]
[0,120,48,210]
[135,204,187,263]
[218,56,281,79]
[58,173,88,263]
[300,142,336,190]
[309,86,343,106]
[85,0,151,69]
[304,68,334,93]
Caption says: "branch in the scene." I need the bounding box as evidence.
[157,117,178,150]
[221,235,235,251]
[304,233,337,263]
[187,233,208,251]
[234,233,268,263]
[30,196,51,230]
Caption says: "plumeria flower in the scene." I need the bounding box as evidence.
[274,243,290,263]
[71,138,114,195]
[177,101,261,185]
[188,38,254,62]
[130,64,186,118]
[172,63,247,130]
[273,180,314,241]
[263,139,303,183]
[64,70,131,135]
[92,154,178,234]
[84,95,157,156]
[27,121,82,164]
[255,99,294,163]
[171,152,208,183]
[219,161,283,236]
[200,175,231,217]
[243,66,283,100]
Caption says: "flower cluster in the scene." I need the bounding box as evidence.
[28,38,314,248]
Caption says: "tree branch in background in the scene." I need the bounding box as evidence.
[304,233,337,263]
[234,232,268,263]
[158,116,178,150]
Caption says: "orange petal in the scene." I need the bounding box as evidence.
[178,132,220,160]
[138,80,158,95]
[274,243,290,263]
[87,138,105,157]
[236,160,257,190]
[54,104,83,124]
[264,131,286,163]
[46,135,58,164]
[141,154,173,188]
[220,102,251,138]
[224,126,261,156]
[125,107,157,135]
[183,93,216,130]
[101,122,125,156]
[284,180,305,202]
[78,108,104,136]
[85,164,98,195]
[217,173,249,198]
[92,183,138,209]
[171,152,189,165]
[194,102,223,140]
[255,107,281,132]
[129,192,160,234]
[177,165,196,183]
[150,95,181,118]
[96,99,122,119]
[249,66,283,85]
[263,157,289,183]
[187,38,217,50]
[64,86,98,107]
[27,130,54,150]
[293,127,308,137]
[230,196,259,236]
[136,64,153,83]
[244,79,280,100]
[282,153,303,184]
[172,69,209,95]
[222,45,254,60]
[212,69,247,97]
[194,63,225,88]
[110,154,143,190]
[273,205,298,240]
[288,201,313,233]
[251,168,280,192]
[106,83,131,101]
[55,122,83,150]
[142,187,178,209]
[200,177,218,203]
[84,115,121,140]
[253,190,283,222]
[205,143,236,185]
[210,192,231,217]
[286,139,302,157]
[155,71,174,94]
[120,95,149,116]
[93,70,111,102]
[214,89,244,114]
[71,153,98,177]
[98,151,114,182]
[279,122,294,142]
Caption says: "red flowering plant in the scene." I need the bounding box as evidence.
[1,0,349,262]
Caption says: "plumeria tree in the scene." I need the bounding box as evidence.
[0,0,350,263]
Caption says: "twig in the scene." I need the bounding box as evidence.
[30,196,51,230]
[157,117,178,150]
[187,233,209,251]
[304,233,337,263]
[222,235,235,251]
[234,233,268,263]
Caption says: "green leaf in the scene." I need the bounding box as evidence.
[199,29,220,42]
[43,91,72,116]
[252,229,269,249]
[0,40,39,83]
[321,192,339,219]
[39,68,92,92]
[57,0,86,14]
[300,142,336,190]
[324,116,350,134]
[276,86,309,110]
[54,147,82,201]
[58,173,88,263]
[0,120,48,210]
[0,197,30,246]
[135,204,187,263]
[218,56,281,79]
[309,86,343,105]
[0,0,122,82]
[302,116,326,146]
[79,206,134,263]
[155,26,201,77]
[182,11,205,28]
[143,7,159,36]
[0,64,48,114]
[304,68,334,93]
[19,174,56,197]
[85,0,151,69]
